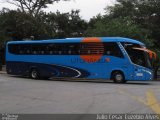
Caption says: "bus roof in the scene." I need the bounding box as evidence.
[7,37,145,45]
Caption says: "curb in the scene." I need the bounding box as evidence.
[0,65,6,74]
[0,71,6,74]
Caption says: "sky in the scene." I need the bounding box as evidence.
[0,0,116,21]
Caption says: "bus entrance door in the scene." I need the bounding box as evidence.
[133,65,146,80]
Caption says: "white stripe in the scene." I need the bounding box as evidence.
[56,64,82,78]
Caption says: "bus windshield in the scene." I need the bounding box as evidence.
[122,42,152,69]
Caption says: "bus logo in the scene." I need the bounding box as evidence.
[80,37,104,63]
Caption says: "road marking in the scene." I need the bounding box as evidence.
[146,90,160,114]
[119,89,160,114]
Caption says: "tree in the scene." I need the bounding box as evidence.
[1,0,69,16]
[86,16,154,47]
[0,9,87,41]
[67,10,88,37]
[45,10,88,38]
[0,9,55,41]
[105,0,160,49]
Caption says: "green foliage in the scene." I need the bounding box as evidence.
[105,0,160,49]
[86,16,154,47]
[85,0,160,49]
[0,9,51,41]
[0,9,87,44]
[45,10,88,38]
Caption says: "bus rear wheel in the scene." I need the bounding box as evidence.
[112,71,126,83]
[30,69,40,79]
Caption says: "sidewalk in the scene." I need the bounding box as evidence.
[156,68,160,80]
[0,65,6,74]
[156,75,160,80]
[156,76,160,81]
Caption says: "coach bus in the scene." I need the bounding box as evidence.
[6,37,153,83]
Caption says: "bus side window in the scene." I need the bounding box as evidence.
[31,44,39,55]
[8,44,15,54]
[80,43,88,55]
[68,50,72,55]
[24,45,30,54]
[19,50,23,54]
[39,44,45,55]
[65,43,79,55]
[26,50,30,54]
[88,50,91,54]
[33,51,37,54]
[41,51,44,55]
[45,45,50,55]
[106,51,111,55]
[59,51,62,55]
[49,50,53,55]
[78,50,80,54]
[104,42,123,58]
[47,44,55,55]
[18,45,24,54]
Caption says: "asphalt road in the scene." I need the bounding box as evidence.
[0,73,160,114]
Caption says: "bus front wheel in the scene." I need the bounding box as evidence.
[112,71,126,83]
[30,69,40,79]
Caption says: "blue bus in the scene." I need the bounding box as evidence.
[6,37,153,83]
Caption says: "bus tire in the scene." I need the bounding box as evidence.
[30,69,40,79]
[112,71,126,83]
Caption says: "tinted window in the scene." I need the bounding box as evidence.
[121,42,142,48]
[80,42,104,55]
[104,42,124,58]
[64,43,80,55]
[8,43,79,55]
[8,42,123,58]
[121,42,151,68]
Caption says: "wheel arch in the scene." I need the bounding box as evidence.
[29,66,38,71]
[110,70,125,80]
